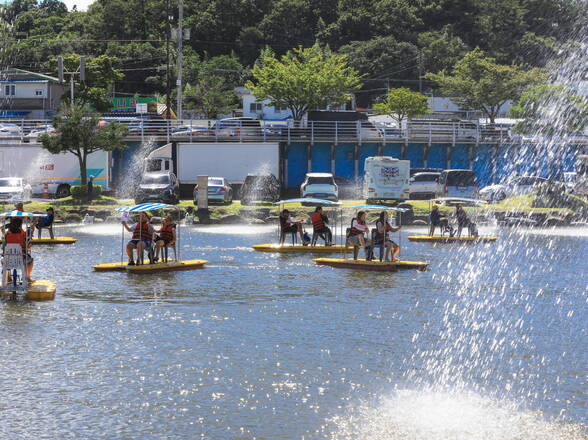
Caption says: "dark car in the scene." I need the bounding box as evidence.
[240,174,280,205]
[135,172,180,204]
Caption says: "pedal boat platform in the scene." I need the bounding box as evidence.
[407,235,497,243]
[93,259,207,273]
[1,237,78,245]
[0,280,57,301]
[252,243,353,253]
[314,257,429,271]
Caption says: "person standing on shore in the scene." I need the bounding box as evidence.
[87,176,94,204]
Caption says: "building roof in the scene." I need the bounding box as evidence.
[0,68,61,83]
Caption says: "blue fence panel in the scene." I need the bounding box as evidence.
[383,143,402,159]
[495,144,515,182]
[358,143,379,177]
[311,142,332,173]
[472,144,493,187]
[428,144,447,169]
[406,143,425,168]
[450,144,469,169]
[287,142,308,188]
[334,143,355,179]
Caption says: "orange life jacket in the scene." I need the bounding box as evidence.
[132,222,152,241]
[350,218,365,236]
[159,223,175,242]
[311,212,326,231]
[5,230,26,249]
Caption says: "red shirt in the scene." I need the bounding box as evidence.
[5,230,26,248]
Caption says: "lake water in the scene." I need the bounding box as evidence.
[0,223,586,439]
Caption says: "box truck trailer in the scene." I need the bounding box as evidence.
[0,143,111,197]
[144,142,280,190]
[363,156,411,203]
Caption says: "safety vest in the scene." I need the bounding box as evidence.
[350,218,365,236]
[159,223,175,242]
[132,222,152,240]
[5,230,26,248]
[375,220,392,239]
[311,212,326,231]
[279,216,290,229]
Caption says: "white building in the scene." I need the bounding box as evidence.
[0,68,69,119]
[235,87,353,120]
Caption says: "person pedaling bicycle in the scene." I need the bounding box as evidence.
[347,211,372,259]
[374,211,401,261]
[123,212,155,265]
[279,209,309,245]
[2,218,34,282]
[429,205,453,236]
[455,205,478,237]
[310,206,333,245]
[154,215,176,262]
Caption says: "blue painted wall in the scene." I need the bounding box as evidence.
[358,143,379,176]
[406,143,424,168]
[472,144,493,186]
[287,142,308,187]
[450,144,469,169]
[428,144,447,169]
[334,143,355,179]
[383,143,402,159]
[311,142,332,173]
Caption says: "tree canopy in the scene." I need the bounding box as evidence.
[246,44,361,120]
[373,88,431,126]
[40,105,127,184]
[426,49,546,122]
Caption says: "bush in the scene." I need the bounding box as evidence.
[71,184,103,199]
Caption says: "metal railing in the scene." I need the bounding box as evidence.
[1,118,587,144]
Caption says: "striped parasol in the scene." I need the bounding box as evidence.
[116,203,173,213]
[0,210,45,218]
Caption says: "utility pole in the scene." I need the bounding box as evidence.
[57,55,85,107]
[176,0,184,121]
[165,0,172,120]
[418,51,423,93]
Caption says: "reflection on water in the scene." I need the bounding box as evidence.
[0,224,586,439]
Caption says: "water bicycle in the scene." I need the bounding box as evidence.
[93,202,206,273]
[314,204,429,272]
[252,198,354,254]
[407,197,498,244]
[0,209,57,300]
[0,198,77,245]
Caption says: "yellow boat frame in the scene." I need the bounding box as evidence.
[315,257,428,271]
[408,235,498,243]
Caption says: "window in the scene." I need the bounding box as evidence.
[4,85,15,96]
[35,89,44,96]
[249,102,263,112]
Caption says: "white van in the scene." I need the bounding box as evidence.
[436,169,478,198]
[363,156,411,203]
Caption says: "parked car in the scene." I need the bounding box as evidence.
[171,125,209,137]
[191,117,263,137]
[300,173,338,201]
[193,177,233,205]
[240,174,280,205]
[363,156,411,203]
[0,177,25,200]
[23,125,58,142]
[135,171,179,204]
[479,176,548,202]
[409,172,441,200]
[436,169,478,198]
[0,123,23,138]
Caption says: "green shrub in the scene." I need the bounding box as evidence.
[71,184,103,199]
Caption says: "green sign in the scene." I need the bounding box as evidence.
[107,97,157,112]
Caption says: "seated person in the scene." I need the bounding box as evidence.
[374,211,401,261]
[347,211,372,259]
[36,208,55,239]
[279,209,308,245]
[310,206,333,245]
[123,212,155,265]
[154,215,176,261]
[455,205,470,237]
[429,205,451,236]
[3,218,33,282]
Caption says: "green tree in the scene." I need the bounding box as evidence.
[184,76,238,118]
[373,87,431,127]
[247,44,361,121]
[509,84,588,134]
[46,54,123,112]
[426,48,545,123]
[40,104,127,185]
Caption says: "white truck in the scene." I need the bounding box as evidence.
[0,143,111,197]
[144,142,280,187]
[363,156,411,203]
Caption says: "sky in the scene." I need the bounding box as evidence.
[63,0,94,11]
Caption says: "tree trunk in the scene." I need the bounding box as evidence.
[78,153,87,186]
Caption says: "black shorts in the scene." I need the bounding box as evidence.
[156,236,173,245]
[282,225,298,233]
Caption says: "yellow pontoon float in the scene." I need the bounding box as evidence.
[0,209,57,300]
[252,198,354,254]
[93,202,207,274]
[314,204,429,272]
[407,197,498,243]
